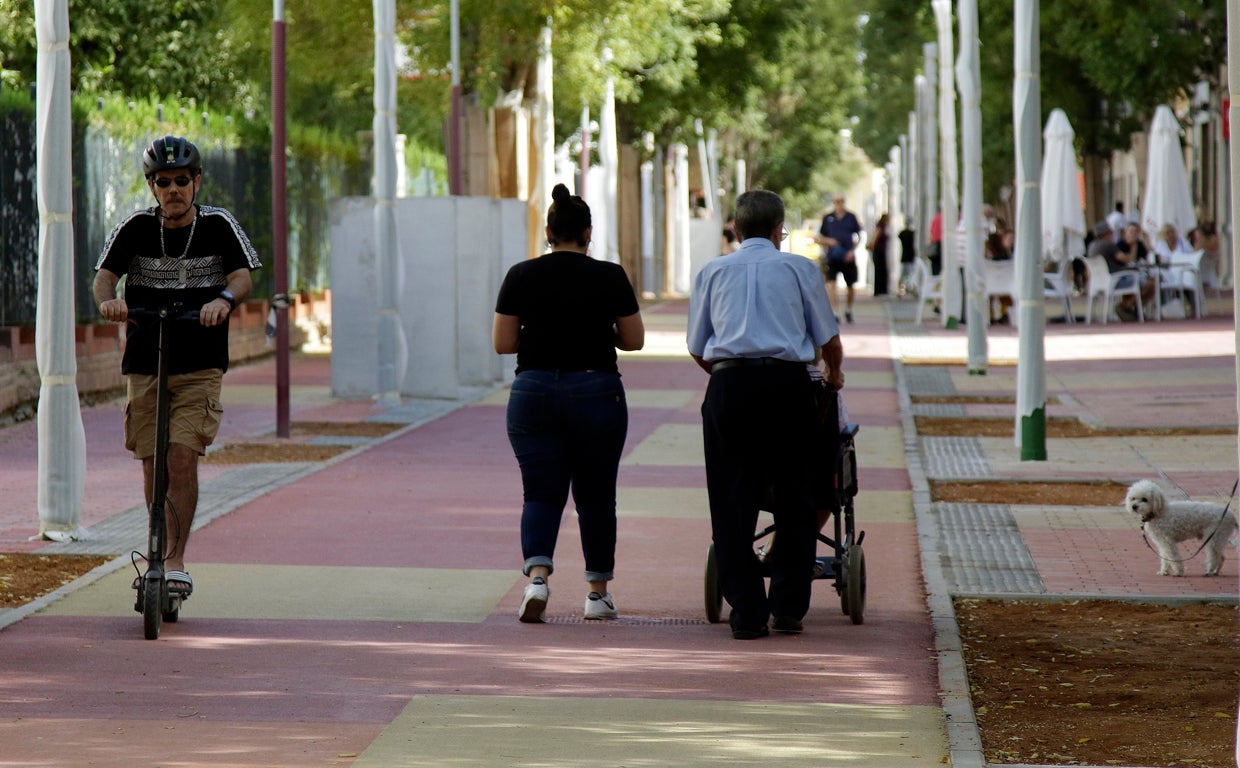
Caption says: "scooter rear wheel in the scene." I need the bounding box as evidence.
[163,596,180,623]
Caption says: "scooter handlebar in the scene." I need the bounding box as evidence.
[126,306,208,323]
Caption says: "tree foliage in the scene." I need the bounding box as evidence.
[220,0,402,133]
[399,0,862,208]
[646,0,863,210]
[850,2,935,189]
[0,0,241,106]
[400,1,730,145]
[1,0,866,207]
[852,0,1226,202]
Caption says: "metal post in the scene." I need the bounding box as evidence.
[933,1,961,329]
[1014,0,1047,460]
[272,0,290,437]
[958,0,988,371]
[922,44,938,300]
[448,0,462,195]
[579,104,590,198]
[34,0,87,539]
[374,0,404,403]
[1228,7,1240,753]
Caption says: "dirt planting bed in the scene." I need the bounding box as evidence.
[956,598,1239,767]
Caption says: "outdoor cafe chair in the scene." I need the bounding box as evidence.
[1041,256,1076,324]
[1083,255,1144,325]
[1160,250,1206,319]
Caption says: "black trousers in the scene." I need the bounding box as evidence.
[872,248,889,295]
[701,364,819,633]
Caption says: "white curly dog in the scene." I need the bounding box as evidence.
[1125,479,1237,577]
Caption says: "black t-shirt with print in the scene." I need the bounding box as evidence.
[96,205,262,375]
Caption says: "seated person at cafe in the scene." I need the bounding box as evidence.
[1089,221,1153,322]
[1188,221,1221,290]
[1117,222,1152,264]
[984,226,1013,325]
[1152,223,1191,265]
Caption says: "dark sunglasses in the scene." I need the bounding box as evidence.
[152,175,194,188]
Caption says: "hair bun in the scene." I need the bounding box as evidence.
[551,183,571,202]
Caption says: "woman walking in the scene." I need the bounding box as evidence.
[493,184,645,622]
[870,213,890,296]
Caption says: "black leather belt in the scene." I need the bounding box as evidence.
[711,357,806,373]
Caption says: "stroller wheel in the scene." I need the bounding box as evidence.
[845,544,866,625]
[704,544,723,623]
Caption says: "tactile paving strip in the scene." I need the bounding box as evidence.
[38,463,315,556]
[921,436,992,479]
[903,366,957,397]
[935,502,1045,595]
[911,403,967,417]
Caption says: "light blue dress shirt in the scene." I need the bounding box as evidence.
[687,236,839,363]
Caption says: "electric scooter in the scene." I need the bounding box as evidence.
[129,304,200,640]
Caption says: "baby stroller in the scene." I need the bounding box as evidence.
[703,411,866,626]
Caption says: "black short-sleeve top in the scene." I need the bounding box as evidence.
[95,205,262,376]
[495,251,640,375]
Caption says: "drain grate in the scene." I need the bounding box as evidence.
[936,502,1044,595]
[545,615,710,626]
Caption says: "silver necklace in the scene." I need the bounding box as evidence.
[160,208,197,286]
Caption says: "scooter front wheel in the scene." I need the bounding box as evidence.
[143,578,162,640]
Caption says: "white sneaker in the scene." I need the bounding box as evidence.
[519,578,549,623]
[583,591,618,620]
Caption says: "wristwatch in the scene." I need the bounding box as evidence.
[218,289,237,311]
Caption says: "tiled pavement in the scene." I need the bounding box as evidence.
[1,288,1236,767]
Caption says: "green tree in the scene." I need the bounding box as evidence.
[220,0,394,134]
[398,0,862,209]
[0,0,240,106]
[850,2,934,187]
[729,0,860,207]
[605,0,862,213]
[1,0,865,209]
[852,0,1227,204]
[399,1,727,144]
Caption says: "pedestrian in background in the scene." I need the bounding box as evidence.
[815,194,862,323]
[870,213,891,297]
[688,189,845,640]
[897,219,917,296]
[493,183,645,623]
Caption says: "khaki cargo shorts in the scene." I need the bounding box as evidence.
[124,369,224,459]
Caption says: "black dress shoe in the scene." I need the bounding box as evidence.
[772,616,803,634]
[731,626,770,640]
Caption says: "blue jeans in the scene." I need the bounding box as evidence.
[507,370,628,582]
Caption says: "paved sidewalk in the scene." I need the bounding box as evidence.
[886,291,1238,768]
[0,290,1236,767]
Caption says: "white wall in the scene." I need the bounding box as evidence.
[329,197,380,398]
[688,217,721,287]
[329,196,526,399]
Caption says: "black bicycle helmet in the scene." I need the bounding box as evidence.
[142,135,202,178]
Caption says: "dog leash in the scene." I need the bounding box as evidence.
[1141,478,1238,564]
